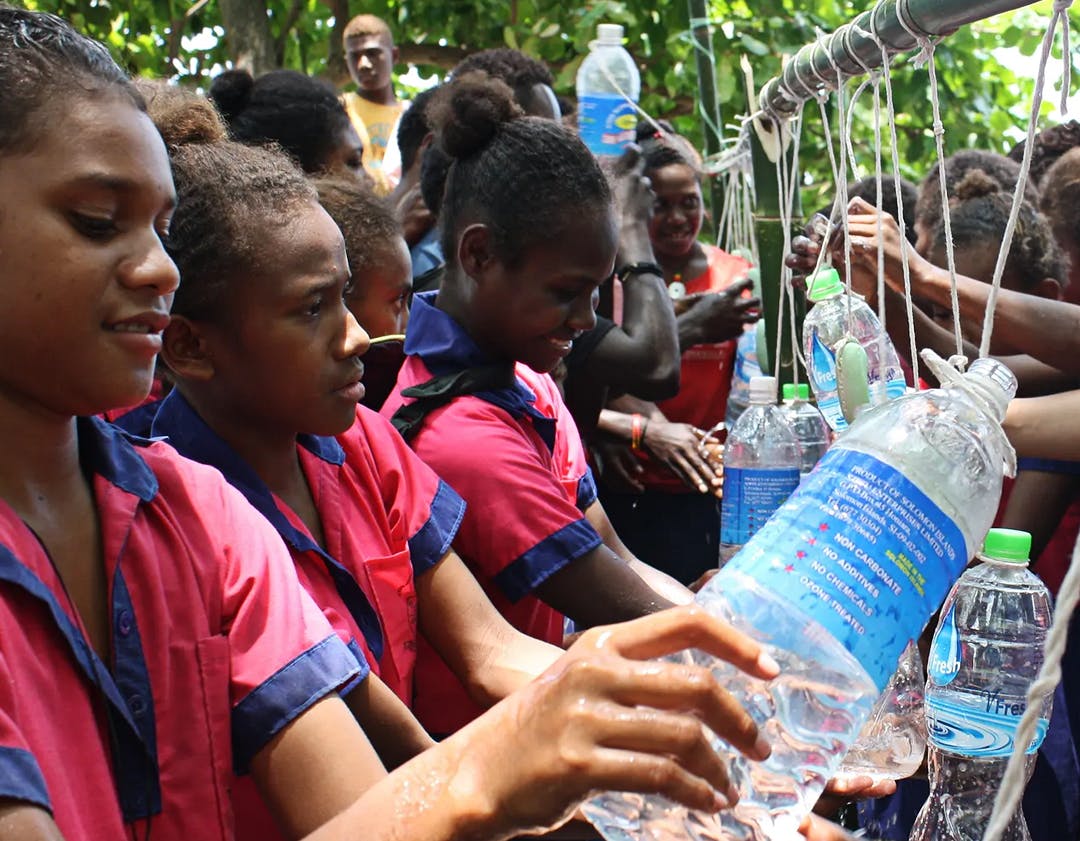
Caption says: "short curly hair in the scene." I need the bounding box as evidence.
[916,150,1038,242]
[1008,120,1080,187]
[929,168,1067,291]
[1039,147,1080,267]
[209,68,354,174]
[312,175,402,274]
[148,88,317,322]
[450,48,555,115]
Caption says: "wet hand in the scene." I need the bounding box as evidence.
[592,439,646,494]
[643,421,723,495]
[813,774,898,817]
[463,606,780,835]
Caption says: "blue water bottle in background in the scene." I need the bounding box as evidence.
[575,23,640,158]
[719,375,801,562]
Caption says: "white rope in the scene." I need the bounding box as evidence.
[978,0,1073,359]
[893,5,965,365]
[863,8,922,387]
[982,534,1080,840]
[785,109,807,381]
[686,15,728,154]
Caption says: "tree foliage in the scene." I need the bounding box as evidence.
[21,0,1079,210]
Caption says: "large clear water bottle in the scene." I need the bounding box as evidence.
[575,23,640,158]
[911,528,1054,841]
[719,376,801,564]
[803,267,907,432]
[583,357,1016,841]
[839,639,926,781]
[781,383,831,478]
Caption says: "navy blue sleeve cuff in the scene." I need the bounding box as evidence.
[575,468,598,512]
[232,634,362,774]
[0,747,51,812]
[408,480,466,576]
[494,518,603,603]
[339,638,373,697]
[1017,457,1080,476]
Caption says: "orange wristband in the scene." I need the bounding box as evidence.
[631,413,644,451]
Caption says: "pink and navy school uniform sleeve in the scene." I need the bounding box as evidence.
[0,417,361,841]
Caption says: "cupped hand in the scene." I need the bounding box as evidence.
[458,605,780,836]
[798,813,863,841]
[643,420,722,495]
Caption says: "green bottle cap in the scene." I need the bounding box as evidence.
[798,383,811,400]
[782,383,797,401]
[806,267,844,302]
[981,528,1032,563]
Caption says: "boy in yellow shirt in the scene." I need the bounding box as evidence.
[342,14,406,192]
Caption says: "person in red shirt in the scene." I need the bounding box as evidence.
[143,93,567,761]
[381,74,701,735]
[0,12,790,839]
[596,128,759,584]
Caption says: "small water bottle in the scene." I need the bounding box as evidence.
[583,356,1017,841]
[911,528,1054,841]
[781,382,831,478]
[575,23,641,158]
[839,639,926,781]
[719,376,801,563]
[803,267,907,432]
[725,328,762,429]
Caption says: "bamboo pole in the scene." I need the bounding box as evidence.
[758,0,1037,116]
[687,0,725,239]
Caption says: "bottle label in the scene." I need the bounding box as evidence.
[926,693,1048,757]
[720,466,799,546]
[928,604,961,686]
[809,333,848,431]
[725,448,967,690]
[578,93,638,156]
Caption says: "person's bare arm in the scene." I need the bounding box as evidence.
[417,551,563,708]
[309,607,779,841]
[342,674,434,770]
[1005,390,1080,461]
[251,694,387,839]
[584,499,694,607]
[582,147,680,399]
[0,802,65,841]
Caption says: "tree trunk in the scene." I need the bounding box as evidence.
[323,0,350,85]
[219,0,277,75]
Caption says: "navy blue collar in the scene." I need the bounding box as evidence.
[403,292,556,451]
[149,390,383,659]
[81,416,159,502]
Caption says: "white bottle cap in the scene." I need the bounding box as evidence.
[749,375,778,404]
[596,23,624,44]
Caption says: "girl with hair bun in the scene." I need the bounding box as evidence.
[114,51,776,841]
[382,74,704,736]
[210,68,368,179]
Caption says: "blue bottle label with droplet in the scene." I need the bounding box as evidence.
[724,448,967,690]
[578,93,638,156]
[928,604,961,687]
[810,332,838,391]
[926,693,1048,757]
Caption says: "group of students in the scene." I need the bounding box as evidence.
[8,4,1080,840]
[0,7,892,841]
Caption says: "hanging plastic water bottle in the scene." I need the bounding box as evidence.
[839,639,926,781]
[803,267,907,432]
[719,376,800,563]
[575,23,640,158]
[911,528,1054,841]
[781,382,831,478]
[583,355,1016,841]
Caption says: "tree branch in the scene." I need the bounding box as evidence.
[274,0,306,64]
